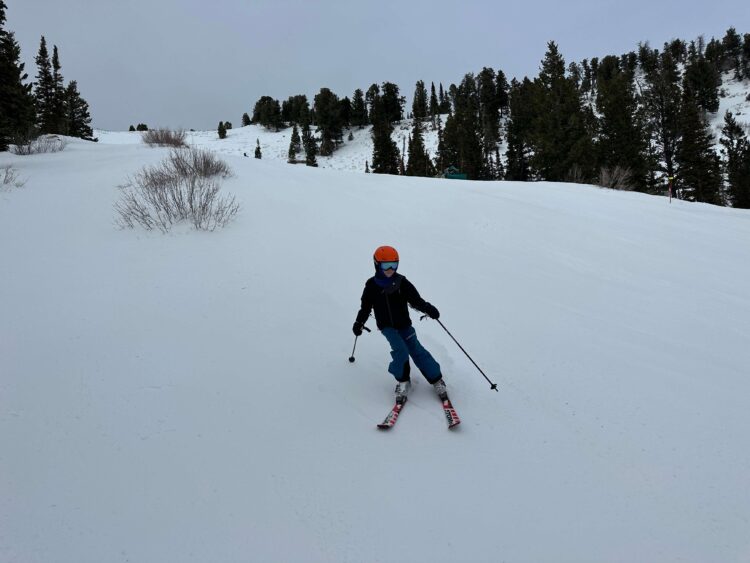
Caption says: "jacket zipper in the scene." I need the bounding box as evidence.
[385,291,395,326]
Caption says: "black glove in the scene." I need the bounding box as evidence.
[352,321,363,336]
[424,303,440,320]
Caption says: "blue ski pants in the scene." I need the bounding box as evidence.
[381,326,441,383]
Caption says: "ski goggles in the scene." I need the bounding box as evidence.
[379,261,399,271]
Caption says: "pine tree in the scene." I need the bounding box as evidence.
[252,96,283,130]
[443,73,484,179]
[218,121,226,139]
[129,125,135,132]
[0,1,35,150]
[50,45,66,134]
[720,111,750,208]
[365,83,379,124]
[477,67,501,162]
[351,88,368,128]
[434,117,446,173]
[380,82,405,124]
[254,138,262,159]
[504,78,534,181]
[313,88,343,156]
[438,83,451,113]
[530,41,595,181]
[242,112,251,127]
[683,41,720,113]
[406,117,433,177]
[494,147,504,180]
[288,123,301,161]
[339,96,352,128]
[370,91,400,174]
[595,55,648,190]
[429,82,439,121]
[280,95,310,125]
[496,70,510,116]
[704,38,724,71]
[721,27,743,77]
[34,36,56,134]
[642,49,682,185]
[675,85,722,204]
[412,80,428,122]
[342,102,353,131]
[302,122,318,166]
[64,80,92,139]
[665,39,688,65]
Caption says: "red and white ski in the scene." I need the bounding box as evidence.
[377,398,406,430]
[442,398,461,429]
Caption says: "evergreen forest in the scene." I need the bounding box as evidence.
[249,29,750,208]
[0,0,94,151]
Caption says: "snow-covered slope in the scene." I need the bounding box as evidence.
[95,118,438,175]
[711,72,750,137]
[2,138,750,563]
[96,72,749,176]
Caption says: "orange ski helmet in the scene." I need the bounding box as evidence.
[373,245,399,263]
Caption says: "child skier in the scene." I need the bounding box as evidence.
[353,245,449,403]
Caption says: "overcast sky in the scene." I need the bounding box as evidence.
[7,0,749,131]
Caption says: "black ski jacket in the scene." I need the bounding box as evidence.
[355,273,432,330]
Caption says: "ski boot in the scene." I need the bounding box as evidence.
[432,378,448,400]
[395,379,412,404]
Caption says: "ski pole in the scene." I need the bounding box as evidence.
[348,325,371,363]
[423,315,498,391]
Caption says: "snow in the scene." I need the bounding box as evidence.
[96,73,750,178]
[2,128,750,563]
[94,116,445,175]
[711,72,750,138]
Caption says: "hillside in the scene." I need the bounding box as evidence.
[96,71,750,178]
[3,134,750,562]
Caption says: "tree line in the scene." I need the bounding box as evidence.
[246,27,750,208]
[0,0,93,151]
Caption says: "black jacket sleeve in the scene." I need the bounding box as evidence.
[355,281,373,325]
[401,277,430,313]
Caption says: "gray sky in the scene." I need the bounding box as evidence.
[7,0,750,131]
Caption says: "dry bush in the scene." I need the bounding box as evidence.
[11,134,67,155]
[565,164,587,184]
[1,165,26,190]
[115,148,238,232]
[598,166,635,191]
[115,176,239,232]
[141,128,187,147]
[131,148,231,190]
[165,148,232,179]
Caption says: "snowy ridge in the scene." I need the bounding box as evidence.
[2,134,750,562]
[95,72,750,175]
[712,72,750,136]
[95,118,444,175]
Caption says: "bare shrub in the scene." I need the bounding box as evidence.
[165,148,232,179]
[141,128,187,147]
[11,134,67,155]
[598,166,635,191]
[1,165,26,190]
[565,164,587,184]
[115,148,238,232]
[131,148,231,191]
[115,176,239,232]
